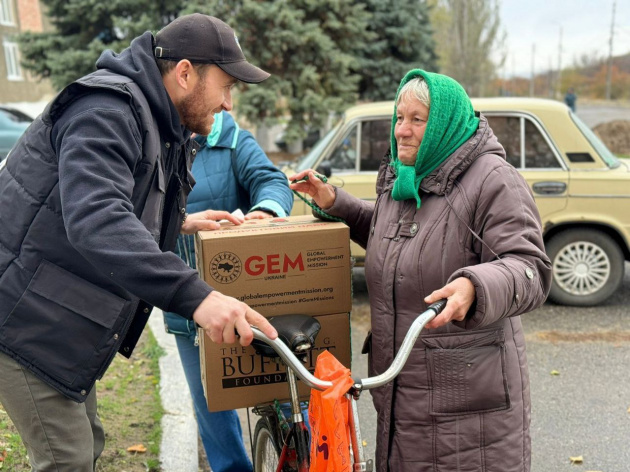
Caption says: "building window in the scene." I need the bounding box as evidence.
[3,40,23,80]
[0,0,14,26]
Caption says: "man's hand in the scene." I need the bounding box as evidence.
[245,210,275,220]
[423,277,476,329]
[193,291,277,346]
[288,170,336,210]
[180,210,244,234]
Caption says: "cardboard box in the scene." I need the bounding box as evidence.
[199,312,351,411]
[195,216,352,316]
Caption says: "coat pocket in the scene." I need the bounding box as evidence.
[0,260,126,386]
[422,329,510,416]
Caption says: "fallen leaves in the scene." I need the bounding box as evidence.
[550,370,560,376]
[569,455,583,464]
[126,444,147,453]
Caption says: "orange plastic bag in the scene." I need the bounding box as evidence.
[308,350,354,472]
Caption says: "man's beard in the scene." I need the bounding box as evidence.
[180,79,213,135]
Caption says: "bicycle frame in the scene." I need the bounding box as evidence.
[251,300,446,472]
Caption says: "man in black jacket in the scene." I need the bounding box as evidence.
[0,14,276,471]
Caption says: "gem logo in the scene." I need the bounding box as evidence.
[245,253,304,276]
[209,252,242,284]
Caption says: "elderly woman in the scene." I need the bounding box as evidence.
[290,69,552,472]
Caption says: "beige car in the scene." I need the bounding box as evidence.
[285,98,630,306]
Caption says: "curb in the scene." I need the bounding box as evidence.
[148,309,198,472]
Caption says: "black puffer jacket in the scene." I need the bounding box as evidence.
[0,32,211,402]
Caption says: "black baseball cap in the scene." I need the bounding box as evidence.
[154,14,270,84]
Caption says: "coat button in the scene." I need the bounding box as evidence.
[525,268,534,279]
[191,149,197,155]
[410,223,418,235]
[180,207,186,214]
[113,334,119,340]
[143,307,150,314]
[165,142,171,148]
[81,390,87,396]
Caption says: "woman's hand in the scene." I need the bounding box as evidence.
[288,169,336,210]
[423,277,476,329]
[180,210,244,234]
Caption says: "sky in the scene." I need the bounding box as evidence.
[497,0,630,78]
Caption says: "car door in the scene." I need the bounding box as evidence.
[484,113,568,224]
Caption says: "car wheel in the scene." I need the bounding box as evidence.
[546,229,624,306]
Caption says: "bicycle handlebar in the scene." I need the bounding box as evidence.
[250,299,448,392]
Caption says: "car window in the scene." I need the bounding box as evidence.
[295,119,343,172]
[327,124,358,171]
[360,119,391,171]
[570,112,620,169]
[485,116,521,168]
[486,115,561,169]
[524,120,560,169]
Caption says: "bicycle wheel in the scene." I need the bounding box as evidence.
[253,417,282,472]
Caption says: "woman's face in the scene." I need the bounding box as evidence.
[394,96,429,166]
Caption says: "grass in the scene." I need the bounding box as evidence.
[0,329,165,471]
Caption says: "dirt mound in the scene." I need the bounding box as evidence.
[593,120,630,155]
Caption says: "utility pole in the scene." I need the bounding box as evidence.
[548,56,553,98]
[605,0,616,100]
[556,26,563,99]
[530,43,536,97]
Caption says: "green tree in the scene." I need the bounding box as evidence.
[355,0,438,101]
[429,0,505,96]
[183,0,372,147]
[18,0,185,90]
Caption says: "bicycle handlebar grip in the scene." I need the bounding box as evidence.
[428,298,448,315]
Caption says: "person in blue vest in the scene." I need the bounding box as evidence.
[163,110,293,472]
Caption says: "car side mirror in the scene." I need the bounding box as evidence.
[316,161,332,178]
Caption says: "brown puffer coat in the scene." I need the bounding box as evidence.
[323,115,552,472]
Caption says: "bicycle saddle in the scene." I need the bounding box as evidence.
[252,314,321,358]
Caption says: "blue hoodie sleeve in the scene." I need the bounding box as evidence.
[54,92,211,318]
[233,129,293,216]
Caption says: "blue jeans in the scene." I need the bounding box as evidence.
[164,312,253,472]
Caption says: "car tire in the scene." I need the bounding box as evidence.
[546,228,624,306]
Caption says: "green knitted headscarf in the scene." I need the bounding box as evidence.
[391,69,479,208]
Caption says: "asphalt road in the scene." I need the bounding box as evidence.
[574,104,630,128]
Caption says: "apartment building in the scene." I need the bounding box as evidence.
[0,0,54,103]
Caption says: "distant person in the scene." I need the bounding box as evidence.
[163,110,293,472]
[565,87,577,112]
